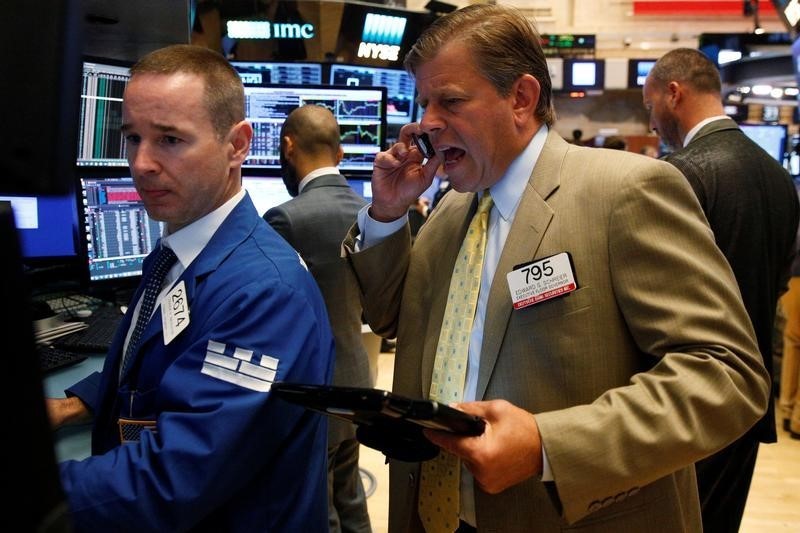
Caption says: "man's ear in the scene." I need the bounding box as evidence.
[667,81,682,109]
[511,74,540,127]
[229,120,253,164]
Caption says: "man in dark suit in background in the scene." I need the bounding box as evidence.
[644,47,800,533]
[264,104,373,533]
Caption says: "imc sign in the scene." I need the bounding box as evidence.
[226,20,315,39]
[357,13,407,61]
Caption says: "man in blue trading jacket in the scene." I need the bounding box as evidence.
[46,44,335,531]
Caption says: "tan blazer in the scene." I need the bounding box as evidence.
[344,131,768,532]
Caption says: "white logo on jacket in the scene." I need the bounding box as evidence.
[201,340,279,392]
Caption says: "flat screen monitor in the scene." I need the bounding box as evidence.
[79,175,165,283]
[242,176,292,216]
[627,59,656,88]
[77,58,132,168]
[346,178,373,202]
[243,176,373,216]
[739,123,788,162]
[230,61,323,86]
[563,59,605,93]
[329,64,416,125]
[0,192,79,260]
[243,84,387,175]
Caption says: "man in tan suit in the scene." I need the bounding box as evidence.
[343,5,769,532]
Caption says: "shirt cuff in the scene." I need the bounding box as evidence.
[355,203,408,251]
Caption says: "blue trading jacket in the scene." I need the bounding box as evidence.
[61,194,334,532]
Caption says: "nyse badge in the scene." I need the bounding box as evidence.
[506,252,578,310]
[162,280,191,345]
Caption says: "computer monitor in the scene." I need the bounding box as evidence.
[329,64,416,125]
[77,58,132,168]
[563,59,605,94]
[627,59,656,88]
[739,123,788,162]
[79,175,165,283]
[346,178,373,202]
[230,61,323,86]
[0,191,79,261]
[243,84,387,175]
[242,176,292,216]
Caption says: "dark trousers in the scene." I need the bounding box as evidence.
[694,434,760,533]
[328,437,372,533]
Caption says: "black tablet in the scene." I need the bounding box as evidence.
[271,383,485,436]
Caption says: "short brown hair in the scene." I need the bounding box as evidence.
[404,4,555,127]
[649,48,721,95]
[130,44,245,139]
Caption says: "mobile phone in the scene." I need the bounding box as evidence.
[412,132,435,159]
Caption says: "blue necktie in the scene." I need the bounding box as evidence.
[120,245,178,379]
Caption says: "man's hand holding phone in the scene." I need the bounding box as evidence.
[369,123,443,222]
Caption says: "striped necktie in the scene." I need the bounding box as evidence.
[418,191,493,533]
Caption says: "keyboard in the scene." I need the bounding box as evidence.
[56,305,124,353]
[38,345,88,374]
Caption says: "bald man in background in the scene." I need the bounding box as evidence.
[644,47,799,532]
[264,104,372,533]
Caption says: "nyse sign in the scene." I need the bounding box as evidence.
[357,13,406,62]
[357,42,400,61]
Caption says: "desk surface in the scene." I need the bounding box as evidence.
[44,353,105,462]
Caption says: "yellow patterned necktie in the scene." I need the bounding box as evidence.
[418,191,493,533]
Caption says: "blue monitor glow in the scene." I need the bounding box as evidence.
[346,178,373,202]
[0,193,79,260]
[242,176,292,216]
[627,59,656,88]
[739,123,788,163]
[243,84,387,175]
[563,59,605,93]
[77,59,132,168]
[230,61,322,86]
[79,176,165,282]
[330,64,416,125]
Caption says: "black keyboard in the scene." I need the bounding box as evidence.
[56,306,123,352]
[38,345,88,374]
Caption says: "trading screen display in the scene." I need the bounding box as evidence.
[739,123,788,163]
[80,176,164,282]
[329,64,416,124]
[242,176,292,216]
[77,60,131,167]
[0,192,78,259]
[230,61,323,86]
[243,84,386,174]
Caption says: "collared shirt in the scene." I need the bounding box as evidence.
[683,115,729,147]
[122,188,247,355]
[298,166,340,194]
[356,126,550,526]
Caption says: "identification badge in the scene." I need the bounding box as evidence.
[506,252,577,310]
[162,280,190,345]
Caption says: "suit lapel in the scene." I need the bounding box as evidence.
[476,131,566,399]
